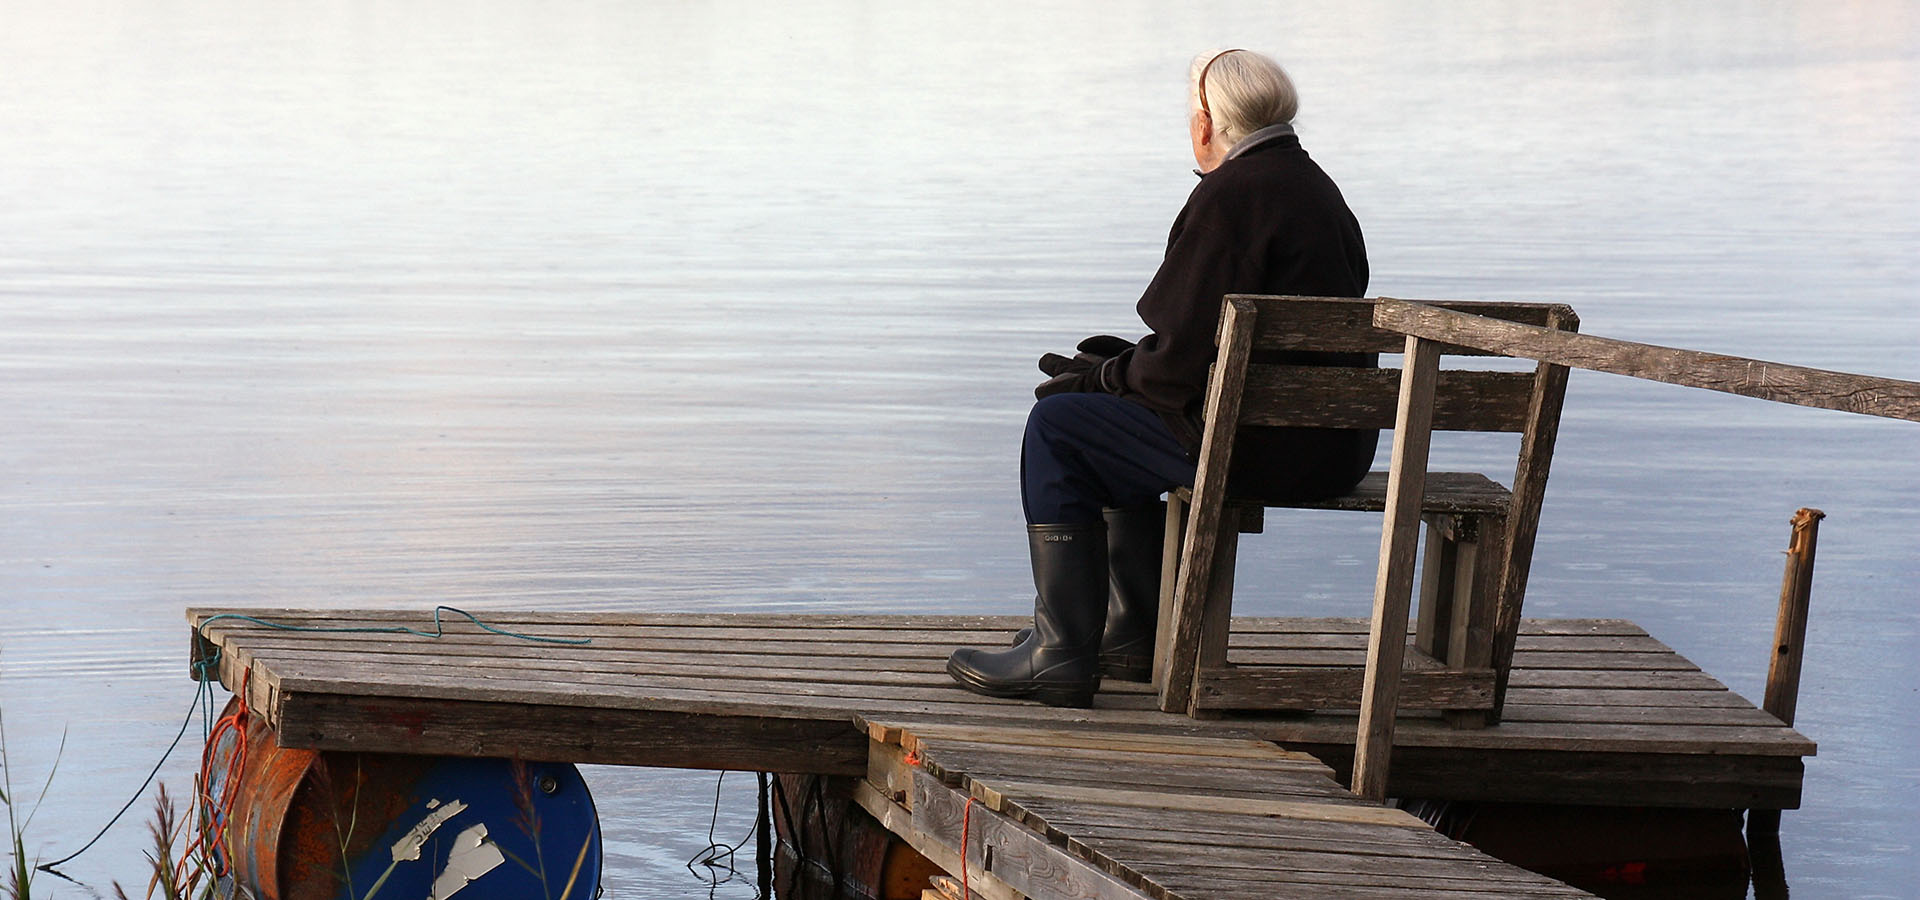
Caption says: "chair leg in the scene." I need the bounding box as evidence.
[1185,505,1244,719]
[1151,492,1188,693]
[1415,514,1458,663]
[1441,513,1504,729]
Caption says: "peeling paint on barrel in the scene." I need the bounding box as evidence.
[205,697,601,899]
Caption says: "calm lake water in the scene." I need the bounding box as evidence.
[2,2,1915,897]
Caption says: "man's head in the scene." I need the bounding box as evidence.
[1188,49,1298,173]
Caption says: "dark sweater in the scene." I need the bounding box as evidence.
[1110,132,1379,501]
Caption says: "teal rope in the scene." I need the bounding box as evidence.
[38,606,589,873]
[194,605,593,645]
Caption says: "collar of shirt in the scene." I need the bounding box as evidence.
[1194,122,1297,177]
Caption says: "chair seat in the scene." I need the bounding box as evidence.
[1173,471,1511,535]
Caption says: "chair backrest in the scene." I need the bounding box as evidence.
[1224,295,1579,434]
[1156,294,1580,717]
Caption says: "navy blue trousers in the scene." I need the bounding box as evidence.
[1021,393,1197,524]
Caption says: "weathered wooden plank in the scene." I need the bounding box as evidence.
[1234,294,1574,355]
[222,644,973,687]
[1500,687,1747,708]
[1244,717,1813,755]
[931,764,1352,807]
[277,691,869,773]
[1092,838,1577,887]
[195,636,975,675]
[1214,617,1646,637]
[198,618,1028,646]
[1504,669,1729,690]
[1270,471,1511,515]
[884,722,1320,763]
[909,740,1344,787]
[1224,647,1691,670]
[1239,366,1533,431]
[1494,703,1785,727]
[1137,864,1586,899]
[1295,745,1806,809]
[965,779,1426,829]
[1225,633,1672,654]
[1093,836,1573,885]
[1193,664,1494,710]
[189,608,1033,630]
[1510,634,1674,652]
[1026,821,1480,880]
[1355,335,1442,801]
[904,738,1332,776]
[1373,298,1920,421]
[1011,800,1467,852]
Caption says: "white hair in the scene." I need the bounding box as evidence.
[1189,49,1299,149]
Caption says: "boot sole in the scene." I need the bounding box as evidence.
[946,657,1097,709]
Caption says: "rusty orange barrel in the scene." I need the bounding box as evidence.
[203,698,602,899]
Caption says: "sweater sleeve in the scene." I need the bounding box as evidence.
[1111,188,1246,424]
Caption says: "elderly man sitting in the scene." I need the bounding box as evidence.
[946,48,1378,708]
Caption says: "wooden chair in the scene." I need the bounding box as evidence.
[1150,295,1577,726]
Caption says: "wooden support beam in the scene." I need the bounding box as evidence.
[1750,507,1824,839]
[1353,336,1442,801]
[907,768,1153,900]
[275,692,871,773]
[1192,662,1492,711]
[853,781,1026,900]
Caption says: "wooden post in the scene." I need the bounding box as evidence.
[1352,336,1440,802]
[1749,507,1824,839]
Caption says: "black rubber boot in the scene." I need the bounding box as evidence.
[1009,504,1165,682]
[947,522,1107,708]
[1098,502,1165,681]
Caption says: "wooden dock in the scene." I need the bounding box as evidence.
[188,608,1812,898]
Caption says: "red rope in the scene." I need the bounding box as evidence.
[181,668,252,887]
[960,794,975,898]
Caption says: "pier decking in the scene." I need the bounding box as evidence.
[189,610,1810,806]
[862,721,1592,899]
[189,608,1810,898]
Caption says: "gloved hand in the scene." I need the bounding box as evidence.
[1035,354,1123,399]
[1074,334,1136,358]
[1038,350,1103,377]
[1036,335,1136,376]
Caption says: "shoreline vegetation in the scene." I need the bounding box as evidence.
[3,670,210,900]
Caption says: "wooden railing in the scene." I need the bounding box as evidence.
[1350,299,1920,801]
